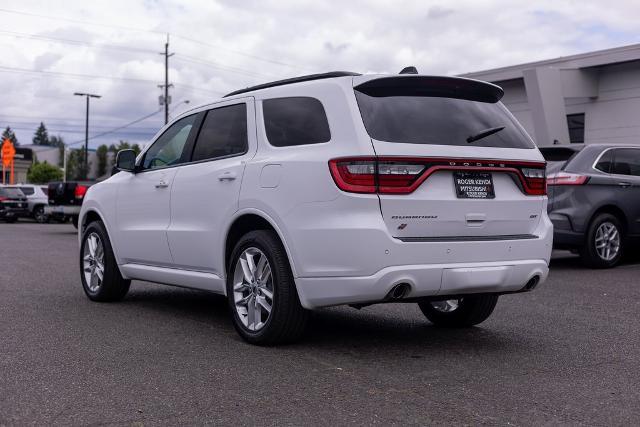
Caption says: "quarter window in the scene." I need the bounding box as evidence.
[142,114,197,170]
[611,149,640,176]
[594,149,613,173]
[191,104,248,162]
[263,97,331,147]
[19,186,35,195]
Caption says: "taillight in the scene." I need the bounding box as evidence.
[328,158,377,193]
[521,167,547,195]
[330,157,547,196]
[0,197,7,202]
[75,185,88,199]
[377,161,425,194]
[547,172,588,186]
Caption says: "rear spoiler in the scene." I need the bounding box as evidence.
[354,76,504,103]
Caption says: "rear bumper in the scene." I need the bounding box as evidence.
[44,205,81,216]
[0,208,28,218]
[296,259,549,309]
[549,212,583,248]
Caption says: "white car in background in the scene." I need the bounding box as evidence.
[78,71,552,345]
[1,184,50,223]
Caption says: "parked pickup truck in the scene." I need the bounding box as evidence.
[45,181,92,228]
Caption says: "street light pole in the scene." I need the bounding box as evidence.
[74,92,101,180]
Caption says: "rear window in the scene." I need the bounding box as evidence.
[0,188,24,198]
[263,97,331,147]
[354,84,534,149]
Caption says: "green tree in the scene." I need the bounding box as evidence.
[32,122,49,146]
[2,126,18,146]
[108,141,140,168]
[27,161,63,184]
[66,148,85,181]
[96,144,109,177]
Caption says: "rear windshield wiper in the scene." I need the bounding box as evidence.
[466,126,505,144]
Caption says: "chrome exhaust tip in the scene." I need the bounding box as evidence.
[523,275,540,291]
[387,283,410,300]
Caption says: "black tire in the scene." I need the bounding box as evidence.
[79,220,130,302]
[4,217,17,223]
[418,294,499,327]
[71,216,79,229]
[579,213,624,269]
[226,230,308,345]
[33,205,49,223]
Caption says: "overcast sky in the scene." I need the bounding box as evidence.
[0,0,638,149]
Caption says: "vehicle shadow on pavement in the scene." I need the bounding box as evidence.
[121,283,520,351]
[303,306,520,352]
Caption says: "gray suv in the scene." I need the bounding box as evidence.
[543,144,640,268]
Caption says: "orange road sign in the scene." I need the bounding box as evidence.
[1,138,16,184]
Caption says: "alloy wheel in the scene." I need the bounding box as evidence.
[83,232,105,292]
[431,299,461,313]
[34,207,47,223]
[595,221,620,261]
[232,247,274,331]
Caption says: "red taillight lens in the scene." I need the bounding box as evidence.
[377,162,425,194]
[521,167,547,195]
[328,158,377,193]
[0,197,7,202]
[75,185,88,199]
[547,172,588,186]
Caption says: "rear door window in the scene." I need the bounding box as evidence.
[611,148,640,176]
[191,104,248,161]
[354,79,533,149]
[263,97,331,147]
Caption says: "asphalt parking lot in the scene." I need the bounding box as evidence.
[1,222,639,425]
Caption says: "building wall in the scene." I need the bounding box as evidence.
[499,79,536,140]
[498,60,640,146]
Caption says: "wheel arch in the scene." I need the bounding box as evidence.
[79,207,126,268]
[224,209,299,278]
[589,204,628,235]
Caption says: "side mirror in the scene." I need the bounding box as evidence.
[115,149,137,172]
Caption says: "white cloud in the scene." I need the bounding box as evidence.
[0,0,638,147]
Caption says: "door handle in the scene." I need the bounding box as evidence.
[618,182,632,188]
[155,180,169,188]
[218,172,237,181]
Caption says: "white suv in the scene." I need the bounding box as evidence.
[79,72,552,344]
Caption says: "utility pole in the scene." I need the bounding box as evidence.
[74,92,101,180]
[159,33,174,125]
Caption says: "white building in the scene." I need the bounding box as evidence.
[461,43,640,147]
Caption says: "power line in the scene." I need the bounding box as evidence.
[0,30,157,54]
[31,109,163,153]
[0,7,307,70]
[0,29,279,81]
[0,66,222,95]
[174,54,279,80]
[0,7,165,35]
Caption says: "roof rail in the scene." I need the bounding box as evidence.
[224,71,361,97]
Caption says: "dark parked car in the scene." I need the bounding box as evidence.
[45,181,92,228]
[0,187,29,223]
[542,144,640,268]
